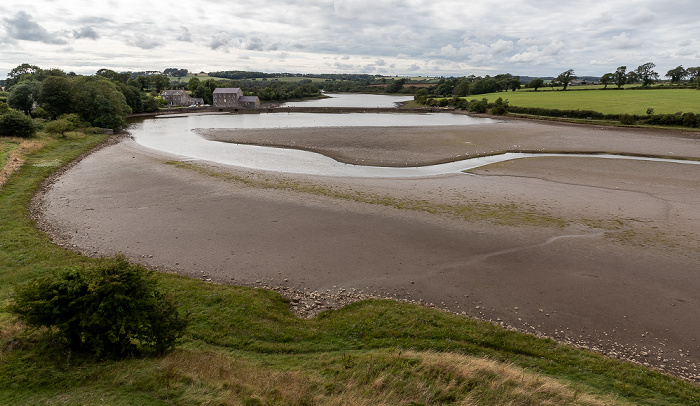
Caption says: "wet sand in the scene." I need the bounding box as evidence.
[35,118,700,382]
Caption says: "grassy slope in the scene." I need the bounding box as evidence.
[0,134,699,405]
[476,88,700,115]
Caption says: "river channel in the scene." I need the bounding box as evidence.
[128,93,700,177]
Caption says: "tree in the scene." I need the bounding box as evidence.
[665,66,688,84]
[4,63,41,89]
[687,67,700,81]
[135,75,151,91]
[151,75,171,93]
[9,256,188,357]
[635,62,659,86]
[386,78,406,93]
[0,109,36,137]
[164,68,189,77]
[613,66,627,89]
[117,83,144,114]
[626,70,639,85]
[600,73,613,89]
[453,78,470,97]
[71,76,131,129]
[528,78,544,91]
[556,69,576,90]
[414,88,429,104]
[187,76,201,91]
[8,80,40,114]
[508,77,521,92]
[96,68,131,84]
[38,76,74,119]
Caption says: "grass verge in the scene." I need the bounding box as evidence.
[0,134,699,404]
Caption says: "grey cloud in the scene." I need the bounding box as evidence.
[73,25,100,40]
[177,26,192,42]
[127,33,162,49]
[628,8,654,25]
[407,64,420,72]
[3,11,68,44]
[333,62,355,71]
[210,32,233,51]
[242,37,264,51]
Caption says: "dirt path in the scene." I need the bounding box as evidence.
[34,119,700,382]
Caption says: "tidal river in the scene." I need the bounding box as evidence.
[128,94,700,177]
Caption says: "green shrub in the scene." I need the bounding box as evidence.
[8,255,189,358]
[467,98,488,113]
[60,113,89,129]
[0,109,36,138]
[44,119,72,136]
[682,112,698,127]
[619,114,635,125]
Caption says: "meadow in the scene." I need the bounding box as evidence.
[477,87,700,115]
[1,131,699,404]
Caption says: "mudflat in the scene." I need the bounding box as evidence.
[36,116,700,382]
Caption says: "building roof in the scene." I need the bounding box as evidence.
[161,90,187,96]
[213,87,242,94]
[239,96,259,103]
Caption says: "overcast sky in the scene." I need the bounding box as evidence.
[1,0,699,79]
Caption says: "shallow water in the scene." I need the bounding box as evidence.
[130,112,505,177]
[282,93,413,108]
[129,91,700,178]
[129,112,700,178]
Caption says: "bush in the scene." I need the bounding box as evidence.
[0,109,36,138]
[9,255,188,358]
[682,112,698,127]
[620,114,636,125]
[467,98,488,113]
[44,119,72,136]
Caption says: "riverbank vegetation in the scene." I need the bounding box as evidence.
[1,130,700,404]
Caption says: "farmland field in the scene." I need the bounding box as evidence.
[475,88,700,115]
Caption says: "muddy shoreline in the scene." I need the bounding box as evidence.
[32,117,700,382]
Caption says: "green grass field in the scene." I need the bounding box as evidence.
[476,88,700,115]
[1,134,700,404]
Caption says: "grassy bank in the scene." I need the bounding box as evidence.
[476,88,700,115]
[1,134,699,404]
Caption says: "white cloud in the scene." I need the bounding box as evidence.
[611,32,642,50]
[489,39,513,54]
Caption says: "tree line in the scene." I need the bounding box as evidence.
[0,64,170,137]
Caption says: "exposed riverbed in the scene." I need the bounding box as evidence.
[36,94,700,382]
